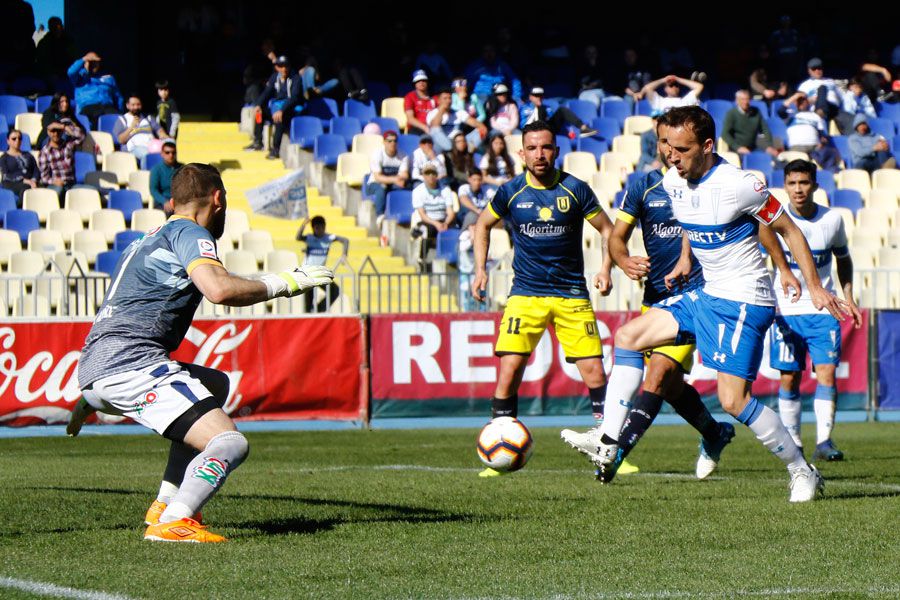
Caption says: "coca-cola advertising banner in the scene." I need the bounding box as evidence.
[0,317,367,427]
[369,311,869,415]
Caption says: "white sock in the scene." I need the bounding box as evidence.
[156,480,179,505]
[813,391,836,445]
[777,390,802,448]
[599,348,645,443]
[738,397,806,472]
[159,501,194,524]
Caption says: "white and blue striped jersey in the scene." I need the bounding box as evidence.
[663,156,783,306]
[774,204,848,316]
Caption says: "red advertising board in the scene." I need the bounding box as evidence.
[0,317,366,427]
[370,311,869,407]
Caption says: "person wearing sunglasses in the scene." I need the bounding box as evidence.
[150,140,182,215]
[38,121,85,198]
[0,129,39,202]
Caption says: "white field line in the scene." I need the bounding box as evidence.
[458,585,900,599]
[0,577,135,600]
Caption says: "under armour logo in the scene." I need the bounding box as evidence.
[712,352,727,363]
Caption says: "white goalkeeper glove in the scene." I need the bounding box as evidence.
[261,266,334,299]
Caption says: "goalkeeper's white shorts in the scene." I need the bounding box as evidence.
[82,361,220,435]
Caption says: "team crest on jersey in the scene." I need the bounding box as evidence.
[556,196,570,213]
[538,207,554,222]
[197,239,218,259]
[691,193,700,208]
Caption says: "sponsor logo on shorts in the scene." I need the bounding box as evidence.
[134,391,158,416]
[584,322,596,336]
[712,352,727,363]
[197,239,218,259]
[193,457,229,487]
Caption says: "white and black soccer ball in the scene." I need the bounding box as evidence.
[476,416,534,472]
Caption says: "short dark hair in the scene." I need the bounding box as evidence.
[466,168,482,178]
[665,105,716,145]
[162,140,177,151]
[436,86,452,96]
[155,80,170,90]
[656,110,670,128]
[171,163,223,207]
[521,120,555,142]
[127,93,141,103]
[310,215,326,228]
[783,159,818,184]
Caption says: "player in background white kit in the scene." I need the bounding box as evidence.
[593,106,849,502]
[768,160,862,461]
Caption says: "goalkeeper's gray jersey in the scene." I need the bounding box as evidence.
[77,216,222,388]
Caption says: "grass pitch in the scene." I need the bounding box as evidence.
[1,422,899,599]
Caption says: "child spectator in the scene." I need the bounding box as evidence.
[155,80,180,139]
[296,215,349,313]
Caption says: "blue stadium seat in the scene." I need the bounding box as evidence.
[591,116,621,143]
[577,136,608,162]
[816,169,836,198]
[634,99,652,116]
[113,230,143,251]
[711,83,740,101]
[95,250,122,276]
[766,117,788,145]
[35,95,54,114]
[395,82,413,97]
[742,151,774,183]
[313,134,347,167]
[366,81,392,108]
[435,228,461,264]
[302,98,339,129]
[868,117,896,141]
[3,209,40,243]
[397,134,419,158]
[555,143,571,169]
[289,116,323,148]
[329,116,362,147]
[705,99,734,121]
[831,189,863,214]
[385,190,413,225]
[97,114,121,138]
[0,188,16,221]
[74,113,90,132]
[749,99,770,117]
[0,116,7,135]
[878,103,900,127]
[142,152,163,170]
[344,98,377,122]
[769,168,784,188]
[542,82,574,99]
[600,99,631,129]
[370,116,399,134]
[108,190,143,224]
[555,134,572,153]
[831,135,852,168]
[0,96,27,128]
[11,77,45,99]
[565,99,598,124]
[74,151,96,184]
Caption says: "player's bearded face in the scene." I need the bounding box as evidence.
[666,125,711,179]
[520,130,557,178]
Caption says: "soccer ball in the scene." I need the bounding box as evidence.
[476,417,534,472]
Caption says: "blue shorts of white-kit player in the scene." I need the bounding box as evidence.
[769,314,841,371]
[655,288,775,381]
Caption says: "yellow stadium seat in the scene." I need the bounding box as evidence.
[562,151,598,182]
[22,188,60,223]
[351,133,383,156]
[872,168,900,195]
[867,188,898,212]
[65,188,103,222]
[11,293,51,317]
[599,151,634,183]
[0,229,21,268]
[102,151,138,185]
[381,97,407,131]
[89,209,126,243]
[14,112,42,141]
[72,230,108,264]
[336,152,370,186]
[46,209,83,245]
[623,115,653,135]
[719,151,740,167]
[130,208,166,232]
[239,230,274,264]
[223,250,258,275]
[128,170,152,204]
[611,134,641,166]
[778,150,810,163]
[27,229,65,260]
[836,168,871,195]
[224,209,250,238]
[90,131,115,159]
[878,247,900,268]
[264,250,300,272]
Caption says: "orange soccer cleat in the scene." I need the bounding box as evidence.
[144,500,203,526]
[143,518,225,543]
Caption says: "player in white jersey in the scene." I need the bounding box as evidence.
[768,160,862,462]
[593,106,849,502]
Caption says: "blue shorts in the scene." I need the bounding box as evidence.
[656,289,775,381]
[768,314,841,371]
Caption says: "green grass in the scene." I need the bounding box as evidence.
[1,422,899,599]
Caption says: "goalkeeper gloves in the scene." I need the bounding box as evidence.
[261,266,334,299]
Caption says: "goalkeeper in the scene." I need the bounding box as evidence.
[68,163,332,543]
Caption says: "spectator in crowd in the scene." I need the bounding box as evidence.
[366,130,409,216]
[809,133,842,173]
[67,51,123,128]
[38,121,84,198]
[519,86,597,137]
[0,129,39,201]
[35,16,76,80]
[836,78,877,135]
[155,80,181,139]
[639,74,703,112]
[427,87,486,153]
[299,55,339,101]
[848,114,896,173]
[636,111,663,172]
[722,89,779,157]
[778,92,828,153]
[613,48,653,110]
[767,15,803,85]
[577,45,607,108]
[37,92,85,148]
[245,55,301,158]
[149,140,181,214]
[296,215,348,313]
[411,134,448,184]
[749,66,790,105]
[445,131,475,189]
[479,132,516,187]
[797,58,841,123]
[404,70,436,136]
[114,95,168,162]
[464,45,522,112]
[883,79,900,104]
[458,168,494,228]
[451,77,486,128]
[859,62,893,103]
[415,41,453,87]
[458,222,488,312]
[485,83,520,137]
[411,163,457,269]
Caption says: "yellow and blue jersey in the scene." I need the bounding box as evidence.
[488,170,601,299]
[618,168,704,305]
